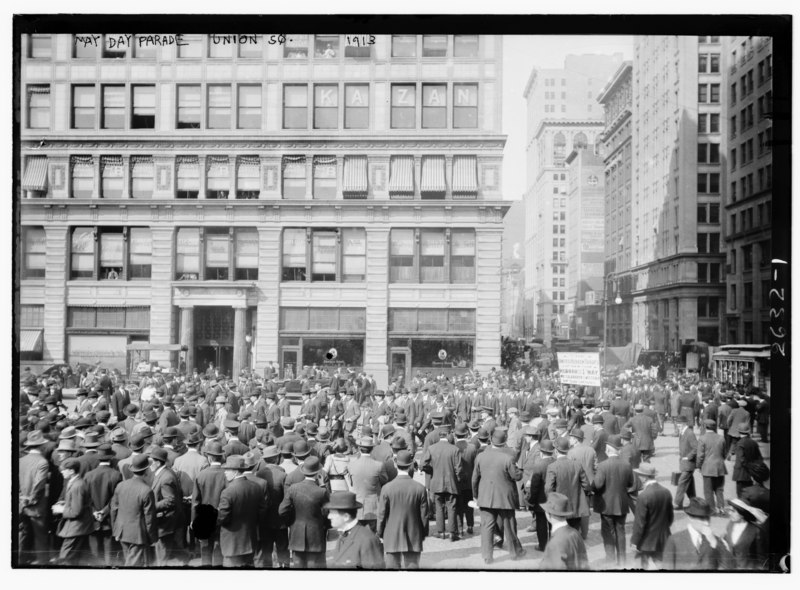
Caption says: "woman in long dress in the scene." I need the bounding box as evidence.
[324,438,353,492]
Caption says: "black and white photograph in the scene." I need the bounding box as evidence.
[9,8,792,575]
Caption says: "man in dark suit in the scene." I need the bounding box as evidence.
[216,455,267,567]
[110,454,157,566]
[83,444,123,565]
[630,463,673,568]
[592,435,634,566]
[732,424,763,498]
[378,450,428,569]
[624,404,659,462]
[327,491,385,569]
[539,492,589,570]
[545,436,591,538]
[727,399,752,459]
[150,447,183,565]
[675,415,698,509]
[279,456,330,569]
[611,391,631,432]
[662,498,728,570]
[18,430,51,565]
[254,445,289,568]
[192,441,227,566]
[590,414,609,463]
[696,419,727,515]
[421,427,463,541]
[524,439,555,551]
[53,458,95,565]
[472,429,524,564]
[347,438,388,531]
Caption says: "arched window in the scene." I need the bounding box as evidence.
[573,132,588,150]
[553,132,566,164]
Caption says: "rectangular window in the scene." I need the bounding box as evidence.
[72,85,96,129]
[97,229,123,279]
[710,84,720,103]
[420,229,446,283]
[697,173,708,194]
[698,54,708,72]
[282,157,306,199]
[744,283,753,309]
[74,35,98,59]
[697,143,708,163]
[698,262,708,283]
[710,54,720,72]
[697,205,707,223]
[177,35,202,58]
[282,228,307,281]
[71,156,94,198]
[311,231,337,281]
[131,85,155,129]
[392,35,416,57]
[454,35,478,57]
[128,227,151,279]
[208,37,234,59]
[709,203,719,223]
[283,85,308,129]
[102,35,128,59]
[236,156,260,199]
[130,156,154,199]
[344,39,371,59]
[391,84,416,129]
[22,227,47,279]
[451,229,475,283]
[71,227,95,279]
[422,84,447,128]
[29,35,51,59]
[344,84,369,129]
[234,229,259,280]
[709,233,720,253]
[284,35,308,59]
[100,156,124,199]
[176,85,201,129]
[206,156,230,199]
[313,156,337,199]
[453,83,478,128]
[175,228,200,280]
[207,85,231,129]
[133,35,157,58]
[709,143,719,163]
[238,36,262,58]
[698,84,708,103]
[731,148,737,170]
[422,35,447,57]
[710,114,719,132]
[390,229,415,283]
[27,85,50,129]
[709,173,720,193]
[314,35,339,58]
[237,84,261,129]
[176,156,200,199]
[698,113,707,133]
[341,228,366,282]
[101,85,125,129]
[697,233,707,254]
[205,230,230,280]
[21,305,45,327]
[313,84,339,129]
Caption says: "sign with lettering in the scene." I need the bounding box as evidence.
[68,335,128,371]
[556,352,601,386]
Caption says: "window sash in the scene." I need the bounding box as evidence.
[100,233,124,266]
[205,233,230,267]
[283,229,307,267]
[102,176,124,199]
[129,228,152,264]
[454,35,479,57]
[177,86,201,126]
[235,230,259,268]
[311,232,337,277]
[391,229,415,256]
[392,35,416,57]
[176,228,200,274]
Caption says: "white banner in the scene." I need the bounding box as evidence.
[557,352,601,386]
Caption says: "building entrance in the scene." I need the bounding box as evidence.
[194,306,235,375]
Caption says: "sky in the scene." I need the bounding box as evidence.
[502,35,634,201]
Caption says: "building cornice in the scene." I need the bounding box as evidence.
[533,119,605,140]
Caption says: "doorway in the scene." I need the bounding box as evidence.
[194,306,235,376]
[390,348,411,384]
[281,348,298,380]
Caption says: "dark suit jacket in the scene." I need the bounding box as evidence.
[630,482,673,553]
[255,464,287,529]
[349,454,389,521]
[619,443,642,470]
[545,457,590,518]
[58,476,95,538]
[625,414,658,452]
[217,476,267,557]
[662,528,727,570]
[733,437,762,481]
[19,451,50,518]
[192,464,227,522]
[111,476,157,545]
[539,525,589,570]
[152,466,182,537]
[370,442,398,482]
[697,431,727,477]
[592,455,634,515]
[678,427,698,471]
[422,439,463,495]
[601,411,619,435]
[83,463,123,530]
[526,455,556,506]
[590,427,609,463]
[377,474,428,553]
[472,446,521,510]
[727,407,751,437]
[332,522,385,569]
[279,478,330,552]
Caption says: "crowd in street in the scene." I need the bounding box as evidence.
[17,361,771,570]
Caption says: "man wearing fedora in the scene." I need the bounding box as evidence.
[674,415,698,510]
[662,498,729,570]
[732,423,763,498]
[284,440,331,491]
[349,437,390,533]
[83,443,123,566]
[472,428,525,564]
[696,419,728,515]
[378,450,428,569]
[150,447,183,565]
[624,403,659,463]
[326,491,385,569]
[421,425,463,541]
[111,454,157,566]
[19,430,52,565]
[279,456,330,569]
[253,445,290,568]
[453,422,478,535]
[539,492,589,570]
[216,455,267,567]
[545,436,591,538]
[192,441,227,566]
[630,463,673,569]
[52,457,95,565]
[592,434,635,566]
[524,438,555,551]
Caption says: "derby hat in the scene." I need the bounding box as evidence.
[394,412,408,425]
[300,456,322,476]
[357,436,375,449]
[61,458,82,472]
[280,416,295,429]
[203,424,220,439]
[569,428,584,441]
[491,428,508,446]
[323,491,362,511]
[685,497,712,519]
[539,439,555,454]
[142,409,158,423]
[606,435,623,450]
[129,433,147,452]
[97,443,115,459]
[138,425,154,439]
[390,435,407,450]
[394,449,415,468]
[223,455,247,471]
[554,418,568,429]
[703,419,717,429]
[110,427,127,443]
[542,492,574,517]
[162,426,179,440]
[293,440,311,458]
[242,451,260,469]
[430,412,444,423]
[150,447,169,464]
[185,431,203,446]
[205,441,225,458]
[262,445,280,460]
[477,427,490,442]
[130,454,151,473]
[82,432,102,448]
[591,414,605,424]
[381,424,396,439]
[317,427,331,442]
[554,436,571,454]
[454,423,469,437]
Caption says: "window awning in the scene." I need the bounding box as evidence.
[389,156,414,197]
[20,330,43,353]
[452,156,478,197]
[421,156,446,194]
[342,156,367,198]
[22,157,48,192]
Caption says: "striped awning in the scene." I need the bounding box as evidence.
[452,156,478,196]
[342,156,367,198]
[20,330,43,353]
[421,156,446,194]
[22,157,48,191]
[389,156,414,196]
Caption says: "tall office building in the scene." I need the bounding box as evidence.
[721,36,773,344]
[17,33,508,387]
[597,61,633,346]
[522,53,623,345]
[629,36,725,350]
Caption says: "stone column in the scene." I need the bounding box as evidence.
[180,306,194,374]
[232,306,248,378]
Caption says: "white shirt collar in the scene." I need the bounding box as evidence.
[338,518,360,533]
[550,519,569,533]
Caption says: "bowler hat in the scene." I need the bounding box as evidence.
[323,491,362,511]
[293,440,311,458]
[454,423,469,437]
[591,414,605,424]
[224,455,247,471]
[633,463,657,478]
[203,424,220,439]
[75,416,94,428]
[554,418,568,429]
[390,435,407,450]
[97,443,115,459]
[150,447,169,464]
[394,412,408,425]
[606,435,623,450]
[468,420,481,431]
[186,431,203,446]
[262,445,280,460]
[280,416,295,429]
[300,456,322,476]
[138,425,154,439]
[61,458,82,472]
[242,451,260,469]
[305,423,319,436]
[569,428,584,441]
[317,427,331,442]
[685,497,712,519]
[82,432,102,448]
[431,412,444,423]
[703,419,717,429]
[477,428,490,442]
[162,426,179,440]
[24,430,47,446]
[281,441,295,455]
[130,454,151,473]
[542,492,574,517]
[522,425,538,437]
[205,441,225,458]
[395,449,415,468]
[142,410,158,423]
[179,406,191,419]
[254,411,268,427]
[129,433,147,452]
[491,428,507,446]
[634,403,644,412]
[381,424,396,439]
[539,439,555,454]
[554,436,571,454]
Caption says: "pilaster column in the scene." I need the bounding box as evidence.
[232,306,248,378]
[180,306,194,374]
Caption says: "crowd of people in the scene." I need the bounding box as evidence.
[17,361,771,570]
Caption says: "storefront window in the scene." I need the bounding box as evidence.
[302,338,364,368]
[410,339,474,369]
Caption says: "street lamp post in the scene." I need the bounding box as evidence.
[603,275,622,374]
